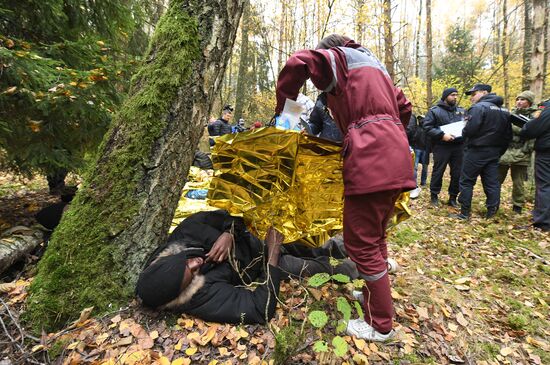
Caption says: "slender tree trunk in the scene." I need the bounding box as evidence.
[543,0,549,95]
[502,0,510,108]
[235,1,250,121]
[277,1,286,72]
[383,0,395,79]
[26,0,245,331]
[522,0,533,90]
[426,0,433,109]
[414,0,422,78]
[530,0,546,101]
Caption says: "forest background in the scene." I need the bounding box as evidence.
[1,0,549,183]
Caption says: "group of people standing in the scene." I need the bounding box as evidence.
[408,85,549,229]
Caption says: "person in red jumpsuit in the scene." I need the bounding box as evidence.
[275,34,415,341]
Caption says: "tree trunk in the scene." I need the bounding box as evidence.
[543,0,549,96]
[522,0,533,90]
[530,0,546,101]
[414,0,422,79]
[234,1,250,121]
[501,0,510,108]
[383,0,395,79]
[426,0,433,109]
[26,0,245,331]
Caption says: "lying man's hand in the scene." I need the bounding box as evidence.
[206,232,233,263]
[265,227,283,266]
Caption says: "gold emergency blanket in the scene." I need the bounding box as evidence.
[205,127,411,247]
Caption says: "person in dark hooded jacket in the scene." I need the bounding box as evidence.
[520,99,550,231]
[136,210,357,324]
[423,88,465,207]
[308,93,343,142]
[453,84,512,220]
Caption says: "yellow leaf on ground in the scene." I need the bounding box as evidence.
[200,324,219,345]
[158,356,171,365]
[187,332,200,343]
[456,312,469,327]
[500,347,514,357]
[66,341,80,350]
[122,350,149,365]
[208,361,219,365]
[352,353,369,365]
[454,284,470,291]
[526,336,548,350]
[171,358,191,365]
[0,282,16,293]
[96,333,109,345]
[31,345,44,353]
[417,306,429,320]
[368,342,378,353]
[219,347,229,356]
[391,288,403,299]
[185,347,197,356]
[178,318,194,328]
[454,277,471,284]
[448,323,459,332]
[352,337,367,352]
[150,330,159,340]
[174,339,184,351]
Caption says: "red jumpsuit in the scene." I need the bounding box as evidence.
[275,41,415,333]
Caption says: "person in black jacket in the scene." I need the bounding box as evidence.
[406,114,429,198]
[308,93,343,142]
[423,88,465,207]
[520,99,550,231]
[136,210,357,324]
[454,84,512,220]
[209,105,234,137]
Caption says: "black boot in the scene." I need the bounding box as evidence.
[448,196,459,208]
[450,210,470,220]
[486,206,498,219]
[512,205,522,214]
[430,193,439,207]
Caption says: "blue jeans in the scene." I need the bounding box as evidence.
[414,149,428,186]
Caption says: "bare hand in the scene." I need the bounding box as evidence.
[265,227,283,266]
[442,133,455,142]
[206,232,233,263]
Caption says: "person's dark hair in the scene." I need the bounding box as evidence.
[316,34,351,50]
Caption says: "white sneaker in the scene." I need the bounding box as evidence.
[346,319,395,342]
[409,187,421,199]
[387,258,399,273]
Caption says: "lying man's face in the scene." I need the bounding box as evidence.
[180,256,204,290]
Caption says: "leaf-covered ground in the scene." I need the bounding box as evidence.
[0,172,548,364]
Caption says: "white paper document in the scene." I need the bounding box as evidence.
[440,120,465,137]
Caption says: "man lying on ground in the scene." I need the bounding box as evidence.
[136,209,357,324]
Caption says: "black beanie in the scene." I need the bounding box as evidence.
[441,88,458,101]
[136,250,188,308]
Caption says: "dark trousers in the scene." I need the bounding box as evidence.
[533,152,550,231]
[343,189,401,333]
[458,147,501,212]
[413,149,429,186]
[430,144,463,197]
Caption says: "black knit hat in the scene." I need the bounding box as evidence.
[136,250,188,308]
[441,88,458,101]
[222,104,234,112]
[136,242,204,308]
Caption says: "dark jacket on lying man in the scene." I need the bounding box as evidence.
[136,210,357,324]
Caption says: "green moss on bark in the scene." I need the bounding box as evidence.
[25,1,201,332]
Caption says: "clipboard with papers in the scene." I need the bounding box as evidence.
[440,120,465,137]
[510,113,530,128]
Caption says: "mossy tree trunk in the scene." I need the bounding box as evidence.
[26,0,245,331]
